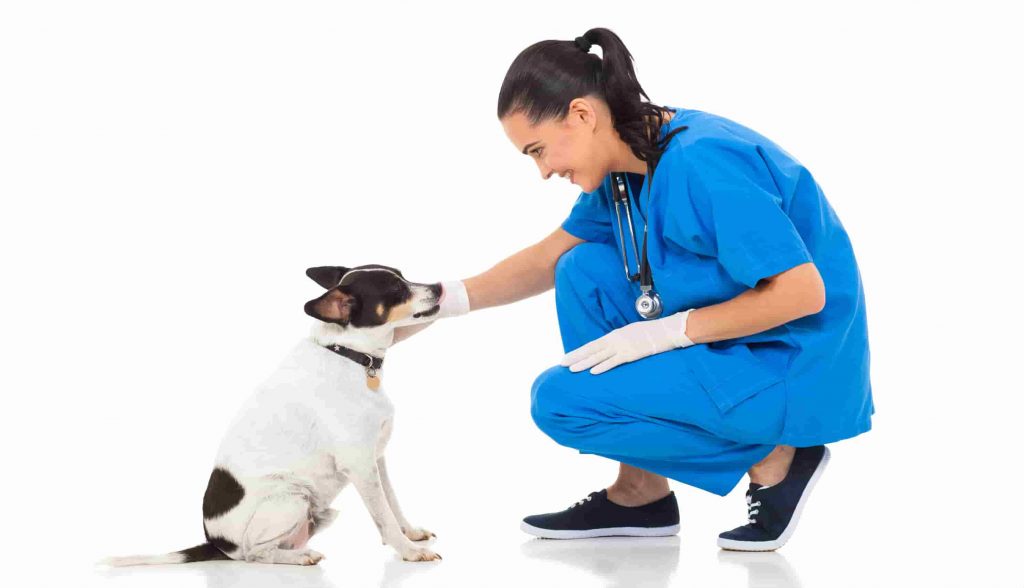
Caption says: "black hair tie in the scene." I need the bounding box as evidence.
[574,36,592,53]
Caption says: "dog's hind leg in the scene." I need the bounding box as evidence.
[240,495,324,565]
[249,546,324,566]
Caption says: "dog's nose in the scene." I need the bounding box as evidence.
[428,283,442,298]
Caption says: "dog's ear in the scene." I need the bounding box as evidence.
[304,288,357,325]
[306,266,349,289]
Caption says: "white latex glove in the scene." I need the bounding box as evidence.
[436,280,471,319]
[560,308,697,375]
[392,280,470,345]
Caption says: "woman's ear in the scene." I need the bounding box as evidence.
[304,288,356,325]
[306,266,350,289]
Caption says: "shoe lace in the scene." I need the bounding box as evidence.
[746,493,761,524]
[570,494,594,509]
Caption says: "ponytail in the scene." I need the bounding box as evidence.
[497,27,688,174]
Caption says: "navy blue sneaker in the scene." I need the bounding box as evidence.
[718,445,831,551]
[521,489,680,539]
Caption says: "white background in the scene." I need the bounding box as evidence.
[2,1,1021,586]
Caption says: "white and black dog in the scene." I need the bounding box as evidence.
[99,264,445,566]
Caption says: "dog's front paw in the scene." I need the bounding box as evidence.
[401,547,442,562]
[403,527,436,542]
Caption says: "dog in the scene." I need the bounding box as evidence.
[98,264,445,566]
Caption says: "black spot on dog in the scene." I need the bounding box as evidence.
[208,535,239,554]
[179,541,232,562]
[202,467,245,519]
[412,304,440,319]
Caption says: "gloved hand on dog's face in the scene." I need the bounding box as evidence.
[436,280,470,319]
[392,280,470,345]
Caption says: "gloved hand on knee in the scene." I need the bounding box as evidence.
[392,280,470,345]
[561,308,697,374]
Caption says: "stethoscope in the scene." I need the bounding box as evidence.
[610,163,663,320]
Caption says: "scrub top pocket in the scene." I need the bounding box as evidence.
[685,343,785,414]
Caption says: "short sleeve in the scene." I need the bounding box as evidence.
[560,180,614,245]
[663,138,813,289]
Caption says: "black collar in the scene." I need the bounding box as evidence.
[322,343,384,371]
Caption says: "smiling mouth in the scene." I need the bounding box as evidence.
[412,304,440,319]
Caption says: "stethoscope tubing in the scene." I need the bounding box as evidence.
[612,173,642,283]
[610,170,663,319]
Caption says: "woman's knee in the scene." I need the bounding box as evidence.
[554,241,618,289]
[530,366,578,440]
[529,366,561,428]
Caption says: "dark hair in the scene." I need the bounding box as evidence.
[497,27,688,176]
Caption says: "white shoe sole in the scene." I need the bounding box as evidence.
[521,520,680,539]
[718,445,831,552]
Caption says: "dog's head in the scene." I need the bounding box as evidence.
[303,264,442,330]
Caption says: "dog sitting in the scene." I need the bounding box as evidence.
[99,264,444,566]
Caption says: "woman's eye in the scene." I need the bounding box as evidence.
[533,148,543,157]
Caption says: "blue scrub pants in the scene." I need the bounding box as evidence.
[530,242,787,496]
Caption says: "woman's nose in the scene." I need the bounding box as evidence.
[538,162,555,180]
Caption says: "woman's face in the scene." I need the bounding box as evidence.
[501,98,607,193]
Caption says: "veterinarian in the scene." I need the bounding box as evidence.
[397,27,873,551]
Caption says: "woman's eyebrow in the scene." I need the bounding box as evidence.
[522,141,540,154]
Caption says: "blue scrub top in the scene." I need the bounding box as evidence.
[561,106,873,446]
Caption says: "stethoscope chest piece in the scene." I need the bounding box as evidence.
[635,290,662,319]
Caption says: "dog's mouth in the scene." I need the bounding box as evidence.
[412,304,440,319]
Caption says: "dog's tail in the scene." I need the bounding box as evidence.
[96,542,231,567]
